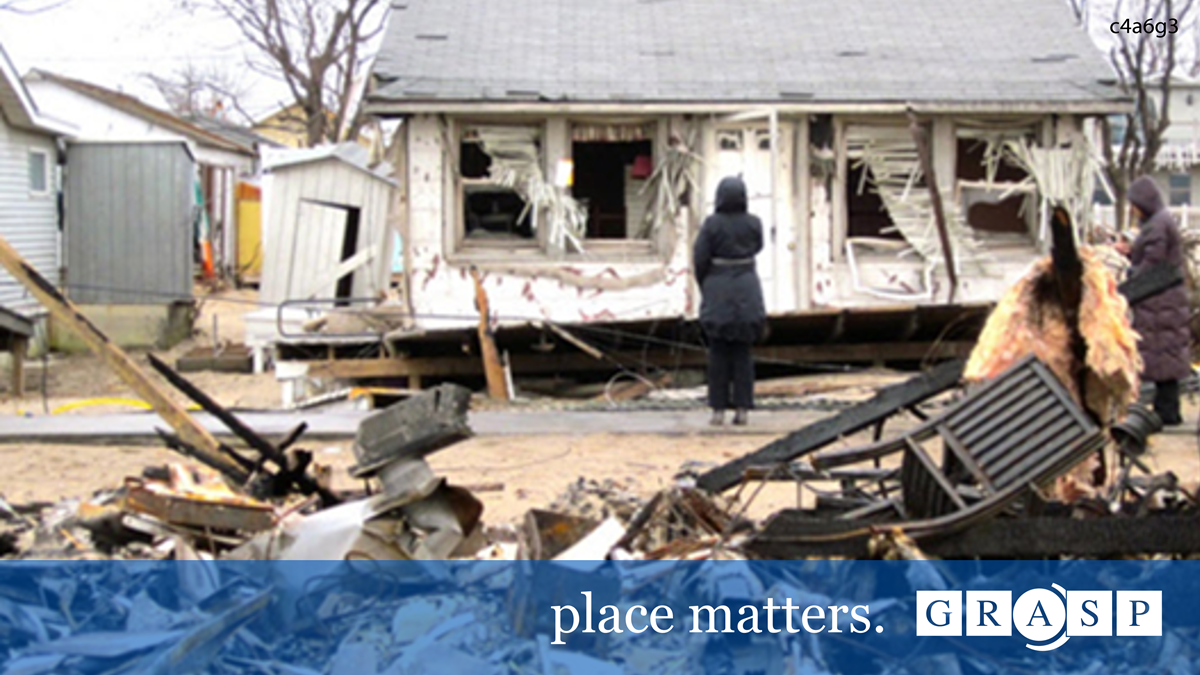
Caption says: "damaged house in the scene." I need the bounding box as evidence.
[366,0,1126,337]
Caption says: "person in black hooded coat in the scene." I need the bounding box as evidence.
[693,177,766,426]
[1124,175,1192,425]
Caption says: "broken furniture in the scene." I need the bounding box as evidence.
[731,355,1111,558]
[807,355,1105,521]
[696,358,965,493]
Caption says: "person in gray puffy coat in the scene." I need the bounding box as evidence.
[1124,175,1192,425]
[693,177,766,426]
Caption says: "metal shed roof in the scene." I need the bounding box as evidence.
[368,0,1127,113]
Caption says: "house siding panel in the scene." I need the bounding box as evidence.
[0,116,59,317]
[65,142,194,305]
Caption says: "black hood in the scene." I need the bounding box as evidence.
[715,177,748,214]
[1128,175,1166,220]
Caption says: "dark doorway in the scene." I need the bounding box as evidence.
[336,206,362,304]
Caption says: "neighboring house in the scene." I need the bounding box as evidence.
[0,43,73,345]
[1089,79,1200,230]
[365,0,1127,332]
[1135,79,1200,223]
[253,104,315,149]
[23,70,259,280]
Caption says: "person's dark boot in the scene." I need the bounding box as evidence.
[732,409,749,426]
[710,410,725,426]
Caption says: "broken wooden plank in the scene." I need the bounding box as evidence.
[471,267,509,400]
[544,322,604,360]
[695,358,965,494]
[10,335,26,398]
[176,345,254,374]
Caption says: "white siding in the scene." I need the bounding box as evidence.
[0,113,58,317]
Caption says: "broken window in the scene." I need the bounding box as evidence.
[571,137,654,240]
[846,164,903,240]
[956,136,1034,236]
[459,126,538,242]
[844,126,925,243]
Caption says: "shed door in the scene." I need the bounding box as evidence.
[289,200,357,301]
[713,127,792,313]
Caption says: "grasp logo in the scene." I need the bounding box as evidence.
[916,586,1161,651]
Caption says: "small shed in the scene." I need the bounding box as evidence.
[58,141,196,349]
[260,144,396,306]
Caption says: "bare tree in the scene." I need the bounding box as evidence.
[1072,0,1199,230]
[0,0,69,13]
[180,0,388,146]
[144,63,253,123]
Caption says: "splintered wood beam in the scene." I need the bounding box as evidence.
[695,358,965,494]
[147,354,340,505]
[470,267,509,400]
[907,109,958,303]
[0,232,247,482]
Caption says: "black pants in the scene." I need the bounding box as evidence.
[1151,379,1182,426]
[708,339,754,411]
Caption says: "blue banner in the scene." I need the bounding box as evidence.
[0,560,1194,674]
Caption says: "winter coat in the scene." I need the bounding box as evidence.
[1127,175,1192,382]
[693,177,766,344]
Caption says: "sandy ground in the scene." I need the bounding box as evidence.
[1,285,1199,530]
[3,420,1199,528]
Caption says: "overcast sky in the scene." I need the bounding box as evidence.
[0,0,291,119]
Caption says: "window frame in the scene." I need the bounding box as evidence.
[451,119,547,256]
[1169,173,1192,206]
[569,121,658,250]
[28,148,51,197]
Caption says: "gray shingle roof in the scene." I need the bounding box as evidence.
[369,0,1124,108]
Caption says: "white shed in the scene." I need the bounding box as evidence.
[260,144,397,306]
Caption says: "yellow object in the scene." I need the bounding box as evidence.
[237,199,263,278]
[50,398,202,415]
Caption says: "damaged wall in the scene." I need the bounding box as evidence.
[404,114,694,329]
[401,111,1097,328]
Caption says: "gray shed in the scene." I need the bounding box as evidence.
[64,141,195,306]
[260,144,396,306]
